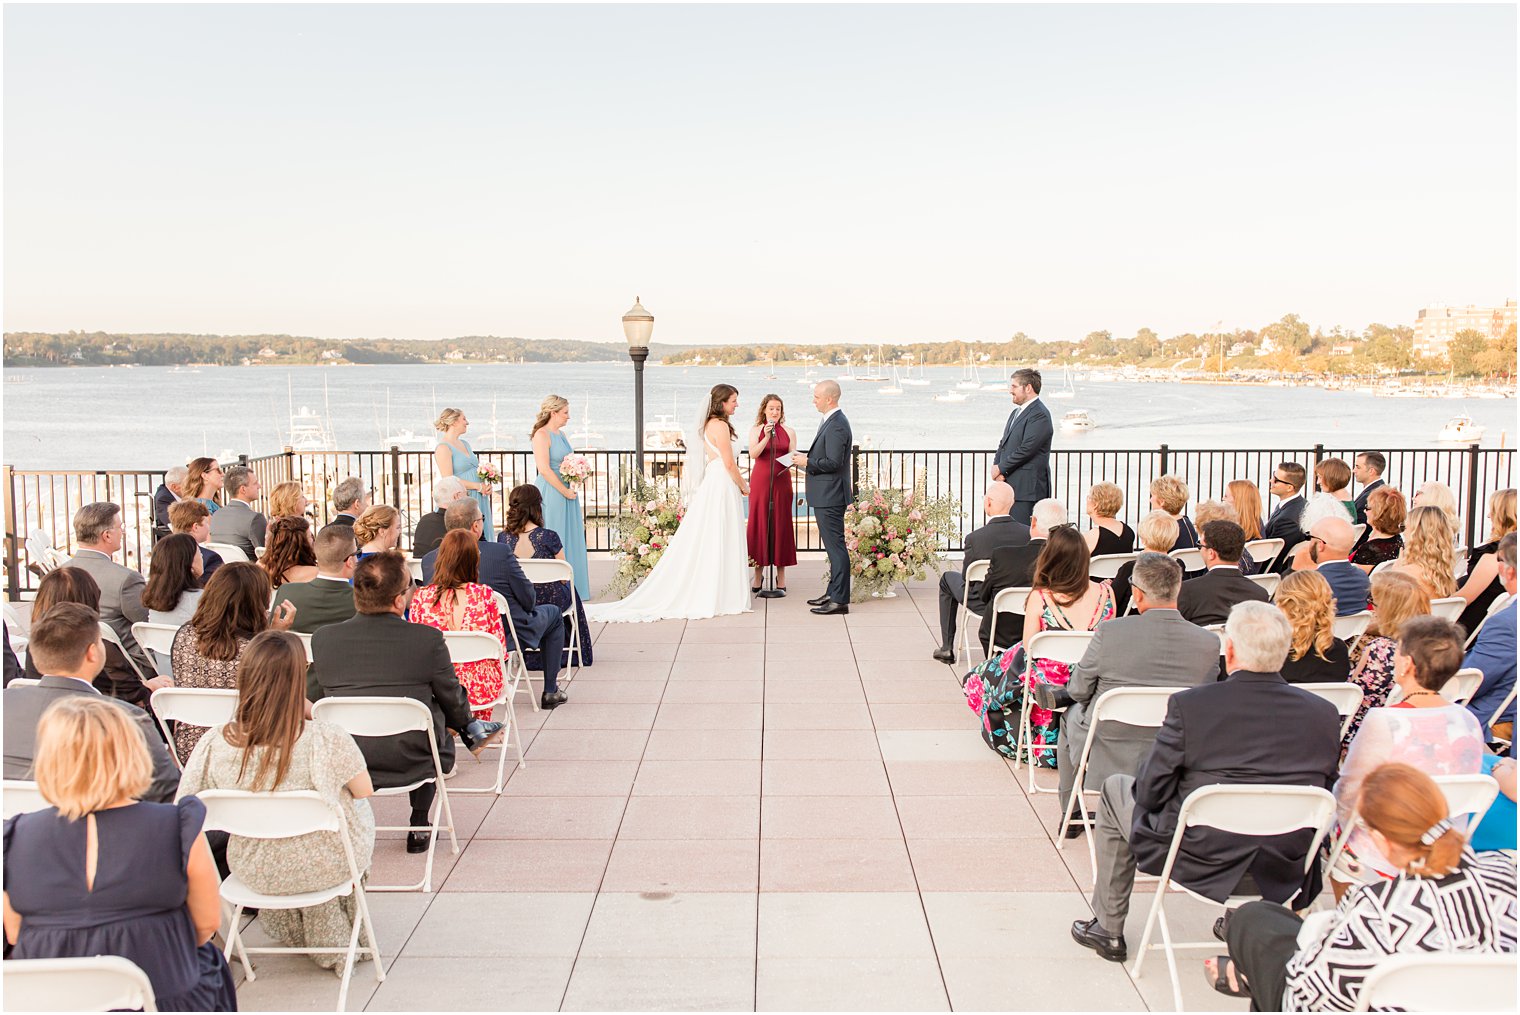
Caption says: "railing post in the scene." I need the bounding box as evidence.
[390,445,403,515]
[1313,443,1325,463]
[1159,443,1169,474]
[238,454,248,467]
[1464,443,1481,549]
[851,444,860,498]
[284,446,295,481]
[3,466,18,603]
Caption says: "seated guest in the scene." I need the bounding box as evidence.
[3,627,20,687]
[1351,485,1405,573]
[207,464,266,556]
[271,525,358,645]
[184,457,223,514]
[1209,762,1515,1011]
[1464,532,1516,743]
[1056,551,1221,823]
[1314,457,1356,518]
[3,695,234,1011]
[500,484,596,668]
[310,553,504,853]
[1194,499,1257,574]
[326,476,370,529]
[170,562,296,764]
[1289,493,1357,569]
[410,531,508,721]
[1082,482,1134,556]
[1272,570,1351,684]
[1455,488,1516,633]
[1111,510,1179,615]
[169,499,223,587]
[1264,461,1310,573]
[22,567,161,705]
[266,480,309,520]
[1150,474,1197,550]
[413,476,467,558]
[1413,480,1461,545]
[1071,602,1341,963]
[63,501,152,679]
[178,630,376,972]
[260,515,319,589]
[1343,570,1430,751]
[1305,515,1371,614]
[153,464,187,531]
[1472,753,1517,853]
[1226,479,1264,544]
[1332,616,1485,894]
[3,603,178,801]
[1177,520,1269,626]
[979,498,1065,654]
[929,481,1027,662]
[142,532,204,628]
[353,505,402,559]
[424,499,568,710]
[1387,505,1458,599]
[1351,451,1387,527]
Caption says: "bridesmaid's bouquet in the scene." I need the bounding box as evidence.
[558,454,593,487]
[840,482,959,601]
[606,478,684,597]
[476,462,502,486]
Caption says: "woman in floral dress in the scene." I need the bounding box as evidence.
[1341,569,1430,755]
[408,531,507,721]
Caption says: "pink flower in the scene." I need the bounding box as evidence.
[964,679,985,713]
[999,647,1019,671]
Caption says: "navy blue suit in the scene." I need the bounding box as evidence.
[1316,560,1371,615]
[1352,479,1384,526]
[805,410,853,606]
[422,538,565,693]
[995,398,1053,525]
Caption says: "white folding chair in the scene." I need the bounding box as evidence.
[953,558,991,666]
[1130,784,1337,1012]
[1089,551,1141,580]
[1242,538,1284,567]
[987,586,1033,656]
[1327,774,1499,882]
[1429,596,1467,622]
[1246,572,1281,597]
[25,528,69,575]
[293,630,315,663]
[1333,610,1374,650]
[1014,629,1095,794]
[1349,522,1368,545]
[405,557,424,583]
[3,956,158,1012]
[442,630,526,793]
[1169,547,1205,572]
[518,557,586,679]
[197,789,383,1012]
[492,589,540,712]
[1282,539,1311,570]
[131,620,181,677]
[253,544,267,560]
[3,601,29,667]
[2,779,48,818]
[1370,559,1398,576]
[1489,686,1517,751]
[6,677,40,688]
[310,697,457,892]
[1055,686,1183,880]
[1464,592,1511,649]
[1298,682,1365,740]
[149,687,239,770]
[1352,952,1517,1012]
[97,622,151,684]
[202,541,250,563]
[1440,667,1484,707]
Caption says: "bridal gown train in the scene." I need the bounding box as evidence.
[587,436,752,623]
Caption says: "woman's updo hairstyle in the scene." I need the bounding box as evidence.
[434,408,464,433]
[1358,762,1464,877]
[532,395,570,439]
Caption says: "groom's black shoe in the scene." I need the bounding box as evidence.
[811,601,849,615]
[932,646,956,664]
[806,593,832,607]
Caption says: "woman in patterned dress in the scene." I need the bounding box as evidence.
[408,530,507,721]
[501,484,592,667]
[1341,569,1430,754]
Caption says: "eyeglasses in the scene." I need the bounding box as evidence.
[1270,477,1290,486]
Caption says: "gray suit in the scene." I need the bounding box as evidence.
[1055,608,1222,810]
[63,550,150,672]
[208,499,267,557]
[2,676,178,802]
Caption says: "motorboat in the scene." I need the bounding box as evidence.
[933,390,969,403]
[644,414,687,451]
[1060,409,1096,432]
[1437,415,1486,442]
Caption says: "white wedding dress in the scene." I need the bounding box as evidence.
[587,432,752,622]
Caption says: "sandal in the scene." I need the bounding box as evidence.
[1203,956,1252,999]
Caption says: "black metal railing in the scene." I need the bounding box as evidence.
[6,443,1514,600]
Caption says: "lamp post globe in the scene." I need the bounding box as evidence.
[622,298,654,474]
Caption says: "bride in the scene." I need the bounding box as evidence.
[587,384,753,622]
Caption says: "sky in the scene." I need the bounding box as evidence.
[3,4,1515,346]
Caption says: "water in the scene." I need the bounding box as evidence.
[2,362,1514,470]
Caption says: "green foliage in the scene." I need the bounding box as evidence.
[1448,329,1489,377]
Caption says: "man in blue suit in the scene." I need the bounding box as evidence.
[793,380,853,615]
[421,498,568,709]
[1464,532,1516,741]
[993,369,1053,526]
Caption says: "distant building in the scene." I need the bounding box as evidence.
[258,346,278,358]
[1414,300,1516,357]
[1331,342,1358,356]
[1228,341,1253,356]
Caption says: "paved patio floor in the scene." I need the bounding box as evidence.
[235,559,1251,1012]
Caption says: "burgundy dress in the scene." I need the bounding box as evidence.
[747,426,798,567]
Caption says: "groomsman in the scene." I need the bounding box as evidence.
[993,369,1053,525]
[1263,462,1309,573]
[793,380,853,615]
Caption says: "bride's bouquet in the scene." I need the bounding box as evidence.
[840,482,959,601]
[606,477,684,597]
[558,453,593,487]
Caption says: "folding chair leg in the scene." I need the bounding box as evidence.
[1129,884,1166,979]
[336,904,363,1012]
[1158,904,1184,1013]
[224,903,255,980]
[352,887,387,983]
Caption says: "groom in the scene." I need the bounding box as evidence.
[793,380,853,615]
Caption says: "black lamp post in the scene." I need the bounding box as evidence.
[622,297,654,475]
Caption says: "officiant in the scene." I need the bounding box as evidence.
[747,394,799,595]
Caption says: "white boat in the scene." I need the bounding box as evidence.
[932,390,969,403]
[856,345,890,382]
[644,414,686,451]
[1060,409,1096,432]
[955,356,981,390]
[900,355,930,387]
[1437,415,1486,442]
[1049,365,1077,399]
[877,366,903,395]
[383,428,432,448]
[566,396,604,450]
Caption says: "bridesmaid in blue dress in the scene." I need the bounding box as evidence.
[530,394,591,601]
[434,407,495,540]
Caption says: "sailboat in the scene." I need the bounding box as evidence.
[857,345,890,382]
[1049,364,1077,399]
[901,353,930,386]
[955,356,981,390]
[878,366,903,395]
[566,395,605,450]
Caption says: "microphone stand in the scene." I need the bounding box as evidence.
[756,425,786,599]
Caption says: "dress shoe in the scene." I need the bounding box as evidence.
[806,593,832,607]
[460,719,505,757]
[810,601,849,615]
[406,831,431,854]
[1063,811,1097,840]
[932,646,956,664]
[1070,918,1127,962]
[751,585,762,594]
[541,689,568,709]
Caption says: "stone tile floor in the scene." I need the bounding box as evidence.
[235,559,1250,1012]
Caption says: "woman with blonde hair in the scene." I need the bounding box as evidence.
[353,504,401,559]
[1082,482,1134,556]
[1455,488,1516,632]
[1351,485,1405,573]
[1149,474,1197,550]
[1225,479,1263,542]
[1413,480,1460,539]
[530,394,590,600]
[1273,570,1350,683]
[266,480,309,520]
[3,695,237,1010]
[1389,505,1457,598]
[434,406,495,539]
[1341,570,1430,748]
[1111,509,1179,614]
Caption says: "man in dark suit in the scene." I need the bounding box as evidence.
[208,465,267,557]
[152,465,187,539]
[1055,552,1222,821]
[2,603,178,802]
[979,498,1066,653]
[934,482,1029,662]
[1351,451,1387,527]
[62,501,152,676]
[1178,521,1269,627]
[1263,462,1309,573]
[422,499,568,709]
[169,499,223,587]
[311,553,503,851]
[412,476,466,558]
[1071,601,1340,962]
[325,476,370,531]
[793,380,853,615]
[1308,516,1371,615]
[993,369,1053,526]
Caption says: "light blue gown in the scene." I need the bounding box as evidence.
[535,430,591,600]
[442,438,493,540]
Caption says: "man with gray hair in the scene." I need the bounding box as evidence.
[329,477,370,528]
[62,502,153,688]
[1071,600,1340,964]
[979,498,1067,653]
[208,464,266,556]
[933,482,1029,663]
[413,476,467,557]
[152,464,188,531]
[1054,552,1221,827]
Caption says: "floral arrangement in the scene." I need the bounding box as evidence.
[605,477,685,597]
[838,482,960,601]
[475,462,501,486]
[558,453,593,487]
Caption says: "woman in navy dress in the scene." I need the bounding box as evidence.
[501,484,593,668]
[4,695,236,1012]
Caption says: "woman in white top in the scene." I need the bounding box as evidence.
[142,532,204,626]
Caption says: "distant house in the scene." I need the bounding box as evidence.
[445,350,467,361]
[258,347,278,358]
[1254,336,1277,356]
[1331,342,1358,356]
[1228,341,1253,356]
[321,349,342,360]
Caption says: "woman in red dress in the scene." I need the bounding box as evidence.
[408,531,507,721]
[747,393,799,593]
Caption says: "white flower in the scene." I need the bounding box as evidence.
[646,500,658,511]
[638,543,651,556]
